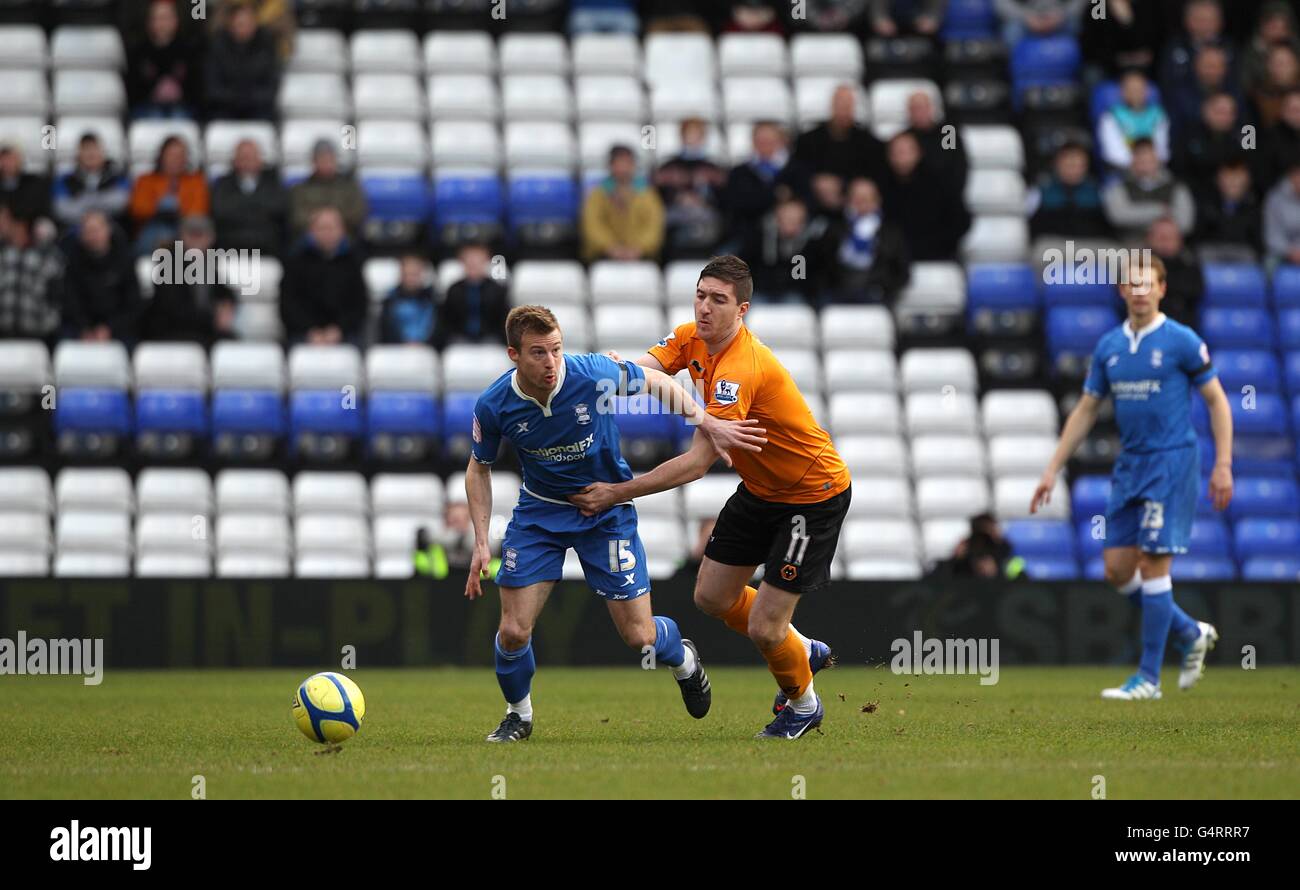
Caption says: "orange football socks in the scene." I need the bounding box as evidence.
[718,585,813,698]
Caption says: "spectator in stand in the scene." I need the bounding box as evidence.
[904,89,967,192]
[724,121,812,252]
[793,84,885,186]
[1193,160,1263,255]
[1102,139,1196,243]
[721,0,785,35]
[211,139,286,256]
[654,118,726,258]
[1166,46,1240,143]
[0,207,62,342]
[211,0,296,60]
[1242,3,1300,115]
[1258,90,1300,193]
[127,0,202,120]
[831,177,909,305]
[1098,70,1171,170]
[868,0,944,39]
[438,242,509,349]
[580,144,665,263]
[1248,44,1300,130]
[280,206,367,347]
[52,133,130,228]
[289,140,367,238]
[1080,0,1161,79]
[879,131,970,260]
[140,215,236,345]
[993,0,1083,47]
[1173,91,1245,185]
[129,135,210,257]
[743,197,834,305]
[0,143,51,234]
[1159,0,1235,107]
[1028,141,1111,240]
[378,253,440,347]
[1263,160,1300,268]
[205,1,281,121]
[927,513,1021,580]
[1145,217,1203,327]
[61,210,140,344]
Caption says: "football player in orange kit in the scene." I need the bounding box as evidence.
[569,255,852,739]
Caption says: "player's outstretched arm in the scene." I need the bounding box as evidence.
[1200,377,1234,511]
[639,365,766,466]
[568,429,716,516]
[1030,393,1102,514]
[603,349,665,373]
[464,458,494,600]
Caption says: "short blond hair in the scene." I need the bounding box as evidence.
[505,305,560,350]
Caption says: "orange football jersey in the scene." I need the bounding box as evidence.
[648,321,851,503]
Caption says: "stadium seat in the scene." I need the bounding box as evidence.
[849,477,914,519]
[1282,309,1300,349]
[56,467,132,514]
[1232,517,1300,560]
[295,514,372,574]
[1172,556,1237,581]
[650,79,721,123]
[745,304,818,349]
[506,172,578,250]
[900,348,978,395]
[1212,349,1281,394]
[52,342,132,457]
[820,305,894,350]
[631,486,682,520]
[644,33,715,88]
[988,435,1056,478]
[596,305,666,355]
[216,470,291,516]
[722,77,794,126]
[128,119,203,172]
[217,512,292,560]
[278,72,351,119]
[575,78,646,125]
[590,261,663,307]
[1046,305,1120,373]
[1075,517,1104,559]
[442,344,512,392]
[0,339,51,457]
[916,477,990,520]
[374,514,441,578]
[965,169,1026,215]
[133,343,208,459]
[136,468,213,516]
[216,552,290,578]
[51,25,123,69]
[0,26,46,69]
[1226,476,1300,520]
[638,517,689,579]
[288,28,347,74]
[847,558,922,580]
[869,79,942,139]
[366,346,441,462]
[830,392,902,436]
[211,343,286,461]
[962,125,1025,171]
[0,467,53,514]
[912,435,986,477]
[0,115,51,172]
[0,70,48,117]
[982,390,1059,437]
[425,30,496,75]
[572,33,639,76]
[53,550,130,577]
[56,509,130,561]
[794,77,868,128]
[1201,263,1269,307]
[350,29,421,74]
[1200,307,1276,349]
[1273,265,1300,307]
[499,33,569,75]
[280,119,349,174]
[921,518,968,562]
[842,519,920,561]
[53,69,124,117]
[771,349,822,395]
[996,476,1069,520]
[962,215,1030,263]
[135,513,211,577]
[825,350,897,392]
[790,34,863,79]
[837,436,909,476]
[1239,557,1300,581]
[294,472,369,517]
[353,75,425,122]
[905,391,979,436]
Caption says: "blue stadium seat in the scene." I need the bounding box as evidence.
[1278,309,1300,348]
[967,263,1039,311]
[1201,263,1268,307]
[368,392,440,461]
[1089,79,1162,127]
[1083,555,1105,581]
[1240,557,1300,580]
[212,391,285,439]
[1227,476,1300,520]
[508,174,579,240]
[1211,349,1281,393]
[1047,305,1119,367]
[1041,278,1117,306]
[941,0,997,39]
[1021,556,1079,580]
[1200,307,1275,349]
[363,172,432,223]
[1174,557,1237,581]
[1011,35,1080,82]
[289,390,364,456]
[54,389,131,440]
[136,390,207,441]
[432,174,503,240]
[1071,475,1111,523]
[441,391,478,456]
[1004,519,1075,558]
[1203,432,1297,477]
[1188,517,1232,559]
[1192,391,1288,437]
[1273,264,1300,308]
[1075,518,1104,558]
[1233,517,1300,560]
[1284,352,1300,394]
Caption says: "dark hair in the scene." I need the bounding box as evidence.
[1131,137,1156,153]
[697,255,753,304]
[153,135,188,173]
[78,132,101,147]
[608,144,635,163]
[505,305,560,351]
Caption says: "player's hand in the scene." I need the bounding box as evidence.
[464,540,493,600]
[698,415,766,468]
[1209,463,1234,511]
[604,349,623,363]
[568,482,619,516]
[1029,469,1056,515]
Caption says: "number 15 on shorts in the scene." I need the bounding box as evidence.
[608,539,637,572]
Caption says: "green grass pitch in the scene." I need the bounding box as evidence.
[2,666,1297,799]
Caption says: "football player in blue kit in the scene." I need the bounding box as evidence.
[1031,256,1234,700]
[464,305,767,741]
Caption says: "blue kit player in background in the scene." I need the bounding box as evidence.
[463,305,768,741]
[1031,256,1234,700]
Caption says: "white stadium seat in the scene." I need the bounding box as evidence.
[644,33,716,87]
[572,33,640,76]
[133,343,208,391]
[54,341,130,388]
[128,119,203,171]
[135,513,211,561]
[373,473,445,517]
[869,79,942,139]
[296,552,371,578]
[431,122,501,168]
[0,511,52,556]
[217,553,290,577]
[278,73,351,119]
[826,349,897,392]
[353,75,425,122]
[441,344,512,391]
[966,169,1027,216]
[590,261,663,306]
[350,29,421,75]
[790,34,864,78]
[288,344,365,391]
[55,70,125,117]
[54,552,130,577]
[995,476,1070,520]
[989,435,1057,479]
[294,472,369,517]
[596,305,666,354]
[830,392,902,437]
[911,435,987,477]
[504,121,576,169]
[842,519,920,561]
[0,339,51,393]
[217,513,292,557]
[367,345,440,392]
[0,26,46,69]
[280,119,350,171]
[56,509,131,555]
[358,119,429,169]
[650,80,720,123]
[0,467,53,514]
[684,474,737,519]
[631,486,682,519]
[288,29,347,74]
[0,70,48,117]
[744,304,818,349]
[576,77,647,124]
[923,518,971,563]
[136,553,210,577]
[136,468,213,516]
[499,33,569,75]
[900,348,979,395]
[794,77,869,127]
[916,477,991,520]
[847,558,922,580]
[296,513,371,556]
[211,342,286,391]
[0,552,48,576]
[962,215,1030,263]
[510,260,587,306]
[51,26,124,69]
[424,31,496,75]
[905,391,980,436]
[845,477,912,518]
[982,390,1060,437]
[502,75,574,122]
[722,77,793,124]
[963,125,1025,171]
[55,116,125,168]
[0,116,51,171]
[719,33,788,77]
[837,436,909,476]
[772,348,822,395]
[56,468,133,513]
[820,304,893,350]
[580,121,649,172]
[428,74,499,121]
[204,120,279,174]
[215,470,291,515]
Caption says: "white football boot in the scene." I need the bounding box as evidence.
[1101,674,1163,700]
[1177,621,1219,691]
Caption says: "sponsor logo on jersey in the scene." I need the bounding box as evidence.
[1111,379,1163,399]
[519,431,596,462]
[714,379,740,404]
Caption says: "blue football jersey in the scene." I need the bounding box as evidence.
[471,353,647,502]
[1082,315,1217,454]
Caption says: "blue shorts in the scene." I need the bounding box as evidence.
[1104,444,1199,554]
[496,492,651,600]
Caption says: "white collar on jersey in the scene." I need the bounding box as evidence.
[1122,312,1166,354]
[510,355,567,417]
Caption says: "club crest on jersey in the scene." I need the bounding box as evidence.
[690,359,704,374]
[1107,355,1119,368]
[657,331,675,348]
[574,403,591,425]
[1150,349,1163,368]
[714,379,740,404]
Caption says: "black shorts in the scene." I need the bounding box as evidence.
[704,483,851,594]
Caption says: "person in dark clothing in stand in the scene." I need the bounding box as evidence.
[793,83,886,185]
[61,210,140,344]
[1028,141,1111,240]
[127,0,203,119]
[722,121,812,252]
[1145,217,1204,327]
[1193,159,1263,254]
[140,215,236,345]
[378,252,440,347]
[211,139,286,256]
[205,1,280,120]
[903,89,968,193]
[53,133,131,228]
[437,241,509,349]
[878,131,971,261]
[280,206,368,347]
[831,177,910,305]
